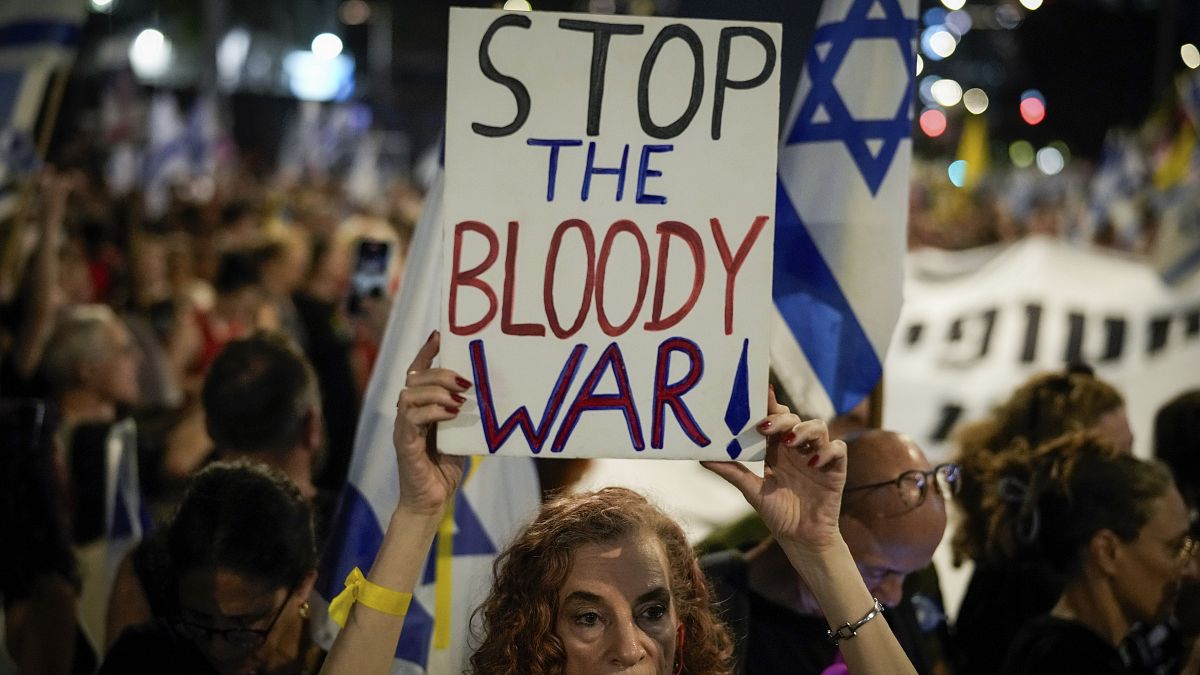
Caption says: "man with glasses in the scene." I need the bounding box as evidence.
[705,429,957,674]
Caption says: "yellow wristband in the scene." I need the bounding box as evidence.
[328,567,413,627]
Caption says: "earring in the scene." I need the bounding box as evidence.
[299,601,310,619]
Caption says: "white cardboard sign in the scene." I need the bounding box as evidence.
[440,8,780,459]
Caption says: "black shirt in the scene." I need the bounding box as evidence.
[1001,615,1127,675]
[101,619,217,675]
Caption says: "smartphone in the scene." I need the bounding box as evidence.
[348,238,393,315]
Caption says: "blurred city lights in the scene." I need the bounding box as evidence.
[948,160,968,187]
[924,8,947,26]
[311,33,343,60]
[963,88,989,114]
[1049,140,1071,166]
[931,78,963,107]
[1182,44,1200,70]
[940,0,965,11]
[217,28,251,89]
[503,0,534,9]
[928,29,957,59]
[919,109,948,137]
[284,50,355,101]
[1036,146,1065,175]
[1019,0,1043,10]
[945,10,972,35]
[918,76,942,107]
[130,28,172,79]
[995,5,1022,29]
[1009,140,1035,167]
[89,0,114,13]
[1019,90,1046,125]
[338,0,371,26]
[916,54,924,76]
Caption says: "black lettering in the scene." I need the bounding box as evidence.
[1101,317,1125,362]
[1148,315,1171,354]
[930,402,965,443]
[712,27,776,140]
[1020,303,1042,363]
[472,14,533,137]
[1064,311,1085,364]
[637,25,704,139]
[559,19,644,136]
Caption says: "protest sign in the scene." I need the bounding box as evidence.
[440,8,781,459]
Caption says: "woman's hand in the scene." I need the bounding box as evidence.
[393,331,468,516]
[703,387,846,555]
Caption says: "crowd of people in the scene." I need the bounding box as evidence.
[0,132,1198,675]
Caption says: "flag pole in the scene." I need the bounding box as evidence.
[867,375,884,430]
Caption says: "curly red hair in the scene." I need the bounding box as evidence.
[469,487,733,675]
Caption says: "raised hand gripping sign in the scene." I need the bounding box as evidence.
[441,8,780,460]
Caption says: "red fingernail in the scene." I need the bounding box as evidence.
[758,420,772,431]
[783,433,796,445]
[427,330,437,341]
[808,454,820,468]
[455,377,472,389]
[450,393,466,403]
[442,405,460,414]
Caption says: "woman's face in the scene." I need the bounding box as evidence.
[1114,487,1197,624]
[176,567,299,675]
[556,532,680,675]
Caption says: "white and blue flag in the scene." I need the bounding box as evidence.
[0,0,86,217]
[771,0,918,418]
[312,171,541,674]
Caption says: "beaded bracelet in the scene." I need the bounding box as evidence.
[826,597,884,645]
[328,567,413,627]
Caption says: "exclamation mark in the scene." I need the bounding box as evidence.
[724,338,751,459]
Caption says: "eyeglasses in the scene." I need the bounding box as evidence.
[1176,535,1199,564]
[844,463,962,509]
[174,587,294,650]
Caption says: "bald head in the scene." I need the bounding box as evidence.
[839,430,948,606]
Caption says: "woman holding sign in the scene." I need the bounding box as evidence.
[318,331,916,675]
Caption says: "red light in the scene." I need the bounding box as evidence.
[919,109,947,137]
[1019,97,1045,125]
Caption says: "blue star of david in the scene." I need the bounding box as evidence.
[786,0,917,195]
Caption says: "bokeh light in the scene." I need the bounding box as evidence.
[1019,90,1046,125]
[916,54,924,76]
[919,109,948,137]
[928,29,957,59]
[963,88,989,114]
[311,33,343,60]
[940,0,965,11]
[1019,0,1043,10]
[945,10,972,35]
[1036,146,1065,175]
[503,0,534,9]
[89,0,114,13]
[995,4,1022,29]
[919,76,941,107]
[130,28,172,79]
[338,0,371,25]
[1009,140,1035,168]
[948,160,968,187]
[1182,44,1200,70]
[931,78,963,107]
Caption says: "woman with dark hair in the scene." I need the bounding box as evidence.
[990,433,1196,674]
[952,364,1131,675]
[102,460,323,675]
[318,331,917,675]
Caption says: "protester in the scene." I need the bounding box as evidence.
[102,461,323,675]
[316,332,917,675]
[952,364,1131,675]
[985,433,1197,674]
[704,429,955,674]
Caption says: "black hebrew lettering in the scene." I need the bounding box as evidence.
[906,322,924,347]
[1101,318,1126,362]
[1148,315,1171,354]
[1185,308,1199,338]
[929,402,965,443]
[941,308,996,367]
[558,19,644,137]
[712,27,777,140]
[472,14,533,138]
[1020,303,1042,363]
[1065,312,1085,364]
[637,25,704,139]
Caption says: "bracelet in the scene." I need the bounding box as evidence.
[826,597,884,645]
[328,567,413,627]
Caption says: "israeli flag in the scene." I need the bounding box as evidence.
[0,0,85,217]
[312,171,541,674]
[771,0,918,418]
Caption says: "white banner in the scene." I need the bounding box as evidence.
[884,236,1200,462]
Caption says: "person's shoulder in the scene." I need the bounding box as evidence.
[101,620,215,675]
[1000,615,1125,675]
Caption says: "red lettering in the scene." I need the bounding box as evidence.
[449,221,499,336]
[544,219,596,339]
[552,342,644,452]
[596,220,650,337]
[710,215,769,335]
[644,220,705,331]
[470,339,585,454]
[501,221,546,336]
[651,336,710,448]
